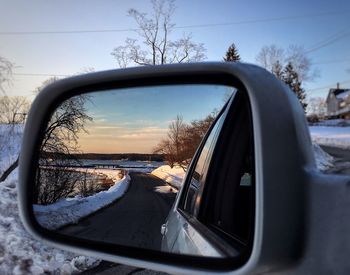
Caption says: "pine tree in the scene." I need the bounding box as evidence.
[282,62,307,112]
[224,43,241,62]
[272,60,283,80]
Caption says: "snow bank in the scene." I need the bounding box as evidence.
[313,143,334,171]
[309,126,350,149]
[0,124,101,274]
[153,143,335,182]
[0,124,23,175]
[310,119,350,127]
[34,170,130,230]
[0,170,101,274]
[151,165,185,189]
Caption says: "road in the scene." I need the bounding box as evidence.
[60,172,176,251]
[320,145,350,162]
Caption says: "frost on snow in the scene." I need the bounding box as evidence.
[33,170,130,230]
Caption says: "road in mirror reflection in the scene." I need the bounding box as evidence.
[32,84,235,256]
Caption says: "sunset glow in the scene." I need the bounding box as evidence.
[70,84,234,153]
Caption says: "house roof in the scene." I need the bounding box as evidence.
[327,88,350,102]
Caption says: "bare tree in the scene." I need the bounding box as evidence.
[0,94,30,182]
[34,87,93,204]
[111,0,206,67]
[256,45,285,74]
[307,97,327,117]
[256,44,316,82]
[154,113,215,170]
[0,56,13,95]
[0,96,30,124]
[154,115,186,168]
[1,73,94,184]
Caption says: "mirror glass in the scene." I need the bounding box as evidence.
[33,84,236,257]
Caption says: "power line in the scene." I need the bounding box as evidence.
[0,10,349,36]
[307,79,350,92]
[312,58,350,65]
[176,10,350,29]
[306,27,350,53]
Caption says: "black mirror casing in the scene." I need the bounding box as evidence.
[18,62,318,274]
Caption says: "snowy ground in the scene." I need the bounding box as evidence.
[313,143,334,171]
[151,142,336,188]
[0,124,22,176]
[0,120,348,274]
[33,169,130,230]
[151,165,186,190]
[0,125,101,275]
[310,119,350,127]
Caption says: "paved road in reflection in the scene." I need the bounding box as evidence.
[59,172,176,251]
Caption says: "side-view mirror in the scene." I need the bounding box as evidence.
[18,63,350,274]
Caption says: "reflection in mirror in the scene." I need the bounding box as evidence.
[33,84,235,257]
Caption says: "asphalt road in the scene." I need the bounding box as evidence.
[320,145,350,162]
[320,145,350,175]
[60,172,176,251]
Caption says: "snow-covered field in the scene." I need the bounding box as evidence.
[34,169,130,230]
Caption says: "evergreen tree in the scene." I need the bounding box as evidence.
[224,43,241,62]
[272,60,283,80]
[282,62,307,112]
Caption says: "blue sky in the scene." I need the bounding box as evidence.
[1,0,350,101]
[76,85,231,153]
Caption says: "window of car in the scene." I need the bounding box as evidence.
[201,91,254,247]
[182,108,227,215]
[179,90,255,255]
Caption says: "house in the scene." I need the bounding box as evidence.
[326,84,350,119]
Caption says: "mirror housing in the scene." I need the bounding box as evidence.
[19,62,315,274]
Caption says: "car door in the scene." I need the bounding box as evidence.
[162,89,255,259]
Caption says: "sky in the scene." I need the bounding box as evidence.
[1,0,350,100]
[74,85,231,153]
[1,0,350,153]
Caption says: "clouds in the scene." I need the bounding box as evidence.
[77,120,168,153]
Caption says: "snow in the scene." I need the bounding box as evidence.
[309,126,350,149]
[335,89,350,100]
[151,165,186,190]
[0,120,347,274]
[0,124,22,175]
[33,169,130,230]
[0,124,101,274]
[153,185,177,194]
[310,119,350,127]
[312,143,334,171]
